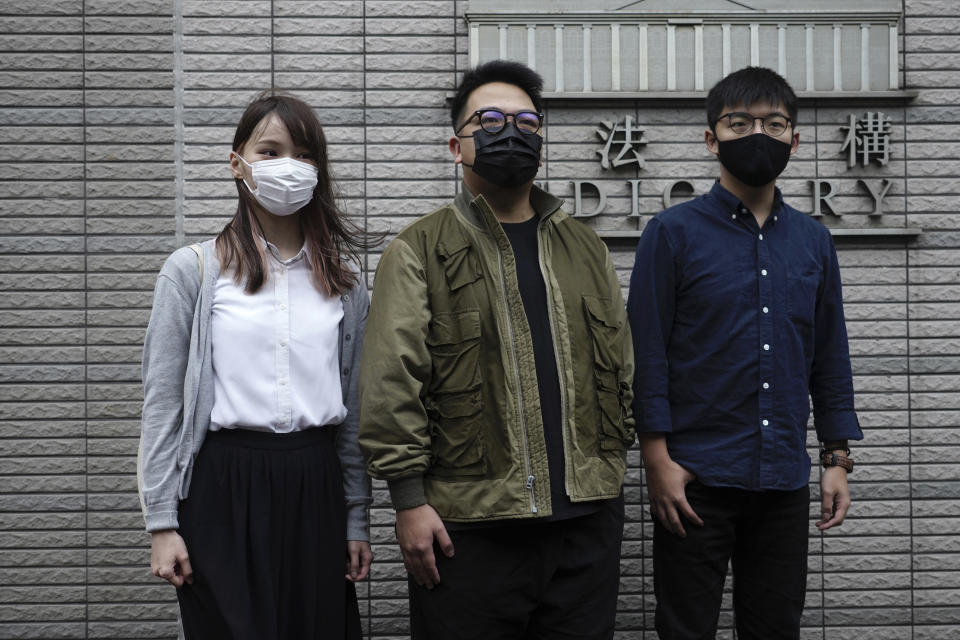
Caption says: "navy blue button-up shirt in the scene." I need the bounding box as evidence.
[627,182,862,491]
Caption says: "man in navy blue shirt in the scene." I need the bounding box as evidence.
[627,67,863,639]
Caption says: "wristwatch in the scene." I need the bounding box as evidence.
[820,448,854,473]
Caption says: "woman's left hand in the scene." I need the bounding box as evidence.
[346,540,373,582]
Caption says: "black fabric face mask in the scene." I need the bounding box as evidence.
[462,124,542,189]
[716,133,792,187]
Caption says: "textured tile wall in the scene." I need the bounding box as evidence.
[0,0,957,638]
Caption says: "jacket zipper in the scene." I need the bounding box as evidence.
[496,244,538,514]
[536,218,573,502]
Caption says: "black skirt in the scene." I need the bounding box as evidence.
[176,427,361,640]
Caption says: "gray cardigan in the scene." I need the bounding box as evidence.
[138,239,372,540]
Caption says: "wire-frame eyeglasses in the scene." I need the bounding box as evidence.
[714,112,792,137]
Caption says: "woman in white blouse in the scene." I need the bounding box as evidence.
[139,92,374,639]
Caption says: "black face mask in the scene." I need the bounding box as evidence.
[461,124,542,189]
[716,133,792,187]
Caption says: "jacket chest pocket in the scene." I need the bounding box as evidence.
[438,237,484,299]
[582,295,632,452]
[425,310,485,476]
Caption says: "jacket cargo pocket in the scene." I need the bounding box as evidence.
[425,310,485,476]
[583,295,632,451]
[426,391,486,477]
[426,310,482,392]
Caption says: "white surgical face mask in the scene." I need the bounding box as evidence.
[234,154,319,216]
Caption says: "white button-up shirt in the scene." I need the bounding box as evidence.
[209,240,346,433]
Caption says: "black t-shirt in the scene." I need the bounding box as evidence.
[499,215,600,522]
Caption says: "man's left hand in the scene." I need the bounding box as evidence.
[816,466,851,531]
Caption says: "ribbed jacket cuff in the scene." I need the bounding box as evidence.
[387,476,427,511]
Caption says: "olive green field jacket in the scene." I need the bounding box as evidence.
[358,185,635,522]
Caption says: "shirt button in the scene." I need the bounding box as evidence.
[774,215,778,221]
[762,419,769,426]
[342,294,350,302]
[280,379,288,386]
[731,213,737,219]
[762,306,769,314]
[280,303,287,310]
[342,367,350,375]
[761,269,768,276]
[763,382,770,389]
[345,333,352,341]
[763,343,770,351]
[758,233,764,240]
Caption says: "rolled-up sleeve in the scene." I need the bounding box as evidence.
[626,218,676,434]
[810,233,863,442]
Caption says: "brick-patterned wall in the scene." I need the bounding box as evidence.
[1,1,958,638]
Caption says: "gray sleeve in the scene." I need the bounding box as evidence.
[338,275,373,542]
[138,248,200,532]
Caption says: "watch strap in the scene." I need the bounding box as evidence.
[821,450,854,473]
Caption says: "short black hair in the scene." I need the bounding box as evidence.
[706,66,798,131]
[451,60,544,130]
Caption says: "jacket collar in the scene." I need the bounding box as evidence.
[453,181,566,233]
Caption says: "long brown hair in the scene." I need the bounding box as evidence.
[217,91,377,296]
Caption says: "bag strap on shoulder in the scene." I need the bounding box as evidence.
[188,243,203,280]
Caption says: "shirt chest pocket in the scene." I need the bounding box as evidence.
[786,268,821,327]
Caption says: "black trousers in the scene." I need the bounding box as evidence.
[175,428,361,640]
[409,495,624,640]
[653,481,810,640]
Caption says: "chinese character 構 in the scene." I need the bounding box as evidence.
[597,116,647,170]
[839,112,893,168]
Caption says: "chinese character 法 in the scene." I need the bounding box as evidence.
[596,116,647,170]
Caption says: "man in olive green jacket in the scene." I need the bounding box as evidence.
[359,60,634,639]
